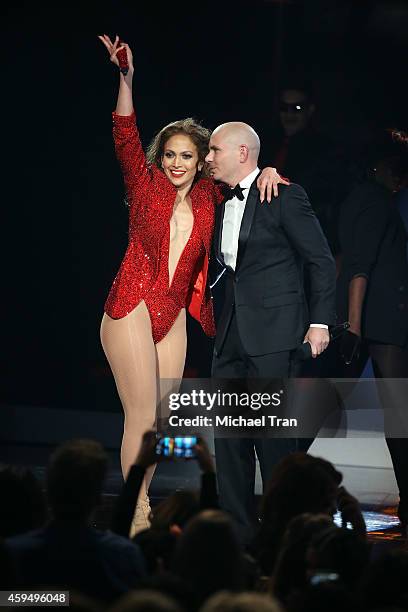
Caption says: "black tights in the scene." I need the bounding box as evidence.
[301,339,408,518]
[369,342,408,520]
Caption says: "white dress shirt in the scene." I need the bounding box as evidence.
[221,167,259,270]
[220,168,328,330]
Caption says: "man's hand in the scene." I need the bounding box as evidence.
[303,327,330,358]
[134,430,159,469]
[257,167,290,203]
[193,437,215,474]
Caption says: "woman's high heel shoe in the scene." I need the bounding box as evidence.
[129,497,151,537]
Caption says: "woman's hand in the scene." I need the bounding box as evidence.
[257,167,290,203]
[98,34,134,74]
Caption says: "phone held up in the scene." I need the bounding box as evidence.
[310,572,340,586]
[117,43,129,75]
[155,436,197,460]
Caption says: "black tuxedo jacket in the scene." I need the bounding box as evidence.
[212,180,336,356]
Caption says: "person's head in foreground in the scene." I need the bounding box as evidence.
[47,439,108,522]
[109,589,182,612]
[200,591,283,612]
[172,510,244,607]
[0,464,47,537]
[254,452,342,574]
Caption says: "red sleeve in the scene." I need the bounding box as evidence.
[198,178,224,205]
[213,181,225,205]
[112,111,153,202]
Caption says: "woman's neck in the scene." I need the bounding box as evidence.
[174,181,194,202]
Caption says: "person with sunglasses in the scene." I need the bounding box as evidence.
[263,79,350,261]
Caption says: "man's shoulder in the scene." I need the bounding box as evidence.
[278,182,308,198]
[277,183,315,223]
[251,179,307,197]
[255,182,308,208]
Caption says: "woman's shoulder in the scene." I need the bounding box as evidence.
[341,180,391,215]
[195,177,215,191]
[190,177,215,200]
[150,164,174,187]
[193,177,226,205]
[351,180,390,201]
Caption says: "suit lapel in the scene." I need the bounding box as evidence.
[235,179,259,271]
[214,199,227,266]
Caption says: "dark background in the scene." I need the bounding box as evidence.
[2,0,407,413]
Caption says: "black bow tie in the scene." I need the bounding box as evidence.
[222,184,247,202]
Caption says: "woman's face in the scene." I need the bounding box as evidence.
[161,134,203,190]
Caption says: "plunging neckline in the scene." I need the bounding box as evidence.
[168,199,194,289]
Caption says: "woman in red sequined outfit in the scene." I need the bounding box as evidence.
[98,35,286,534]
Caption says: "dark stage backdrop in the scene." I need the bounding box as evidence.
[2,0,407,412]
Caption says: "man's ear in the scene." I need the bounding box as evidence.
[239,144,249,163]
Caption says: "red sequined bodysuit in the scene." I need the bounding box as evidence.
[104,111,224,338]
[144,219,205,344]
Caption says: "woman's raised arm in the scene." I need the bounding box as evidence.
[98,35,151,199]
[98,34,134,114]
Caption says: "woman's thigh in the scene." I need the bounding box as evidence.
[155,308,187,379]
[100,301,157,418]
[155,308,187,424]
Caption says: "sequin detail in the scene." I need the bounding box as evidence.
[145,220,205,344]
[104,111,217,337]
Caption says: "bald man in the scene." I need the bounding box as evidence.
[205,122,336,543]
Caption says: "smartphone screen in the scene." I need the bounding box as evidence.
[155,436,197,459]
[310,572,340,586]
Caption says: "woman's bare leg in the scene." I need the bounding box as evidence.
[144,308,188,490]
[100,301,157,497]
